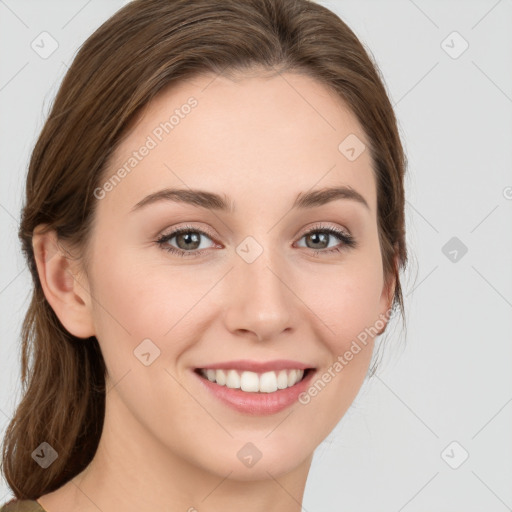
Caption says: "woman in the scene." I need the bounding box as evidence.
[1,0,407,510]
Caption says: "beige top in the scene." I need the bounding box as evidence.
[0,499,46,512]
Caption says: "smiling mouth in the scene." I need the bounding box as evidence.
[194,367,315,394]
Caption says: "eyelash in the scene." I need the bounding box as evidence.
[155,223,356,258]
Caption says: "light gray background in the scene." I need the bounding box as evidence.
[1,0,511,510]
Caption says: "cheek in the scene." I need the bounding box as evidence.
[89,239,184,326]
[300,259,384,349]
[88,242,221,372]
[291,264,382,439]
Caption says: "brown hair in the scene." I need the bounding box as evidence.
[1,0,407,499]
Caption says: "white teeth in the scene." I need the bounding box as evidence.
[226,369,241,389]
[240,371,259,392]
[288,369,297,386]
[199,368,306,393]
[215,369,227,386]
[276,370,289,389]
[259,371,277,393]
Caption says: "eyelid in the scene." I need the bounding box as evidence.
[296,221,352,239]
[159,223,220,241]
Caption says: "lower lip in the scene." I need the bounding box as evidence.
[192,368,316,415]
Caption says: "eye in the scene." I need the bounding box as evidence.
[156,225,218,258]
[295,225,356,255]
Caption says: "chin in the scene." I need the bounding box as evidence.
[195,436,314,482]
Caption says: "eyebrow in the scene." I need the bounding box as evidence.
[130,185,370,213]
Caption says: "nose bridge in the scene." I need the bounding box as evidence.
[243,249,286,302]
[224,239,295,341]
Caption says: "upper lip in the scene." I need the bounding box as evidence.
[195,359,315,372]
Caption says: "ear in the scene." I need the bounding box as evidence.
[377,249,399,335]
[32,225,95,339]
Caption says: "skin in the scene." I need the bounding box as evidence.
[33,68,395,512]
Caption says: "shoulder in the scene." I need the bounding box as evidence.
[0,499,46,512]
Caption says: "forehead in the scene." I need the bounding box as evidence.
[101,70,376,215]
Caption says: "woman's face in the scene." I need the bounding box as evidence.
[80,69,393,480]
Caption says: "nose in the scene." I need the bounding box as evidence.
[223,249,297,342]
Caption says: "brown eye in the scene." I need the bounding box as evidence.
[174,231,202,250]
[303,231,330,250]
[296,226,356,254]
[156,226,217,257]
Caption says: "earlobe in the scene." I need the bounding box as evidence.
[32,225,95,339]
